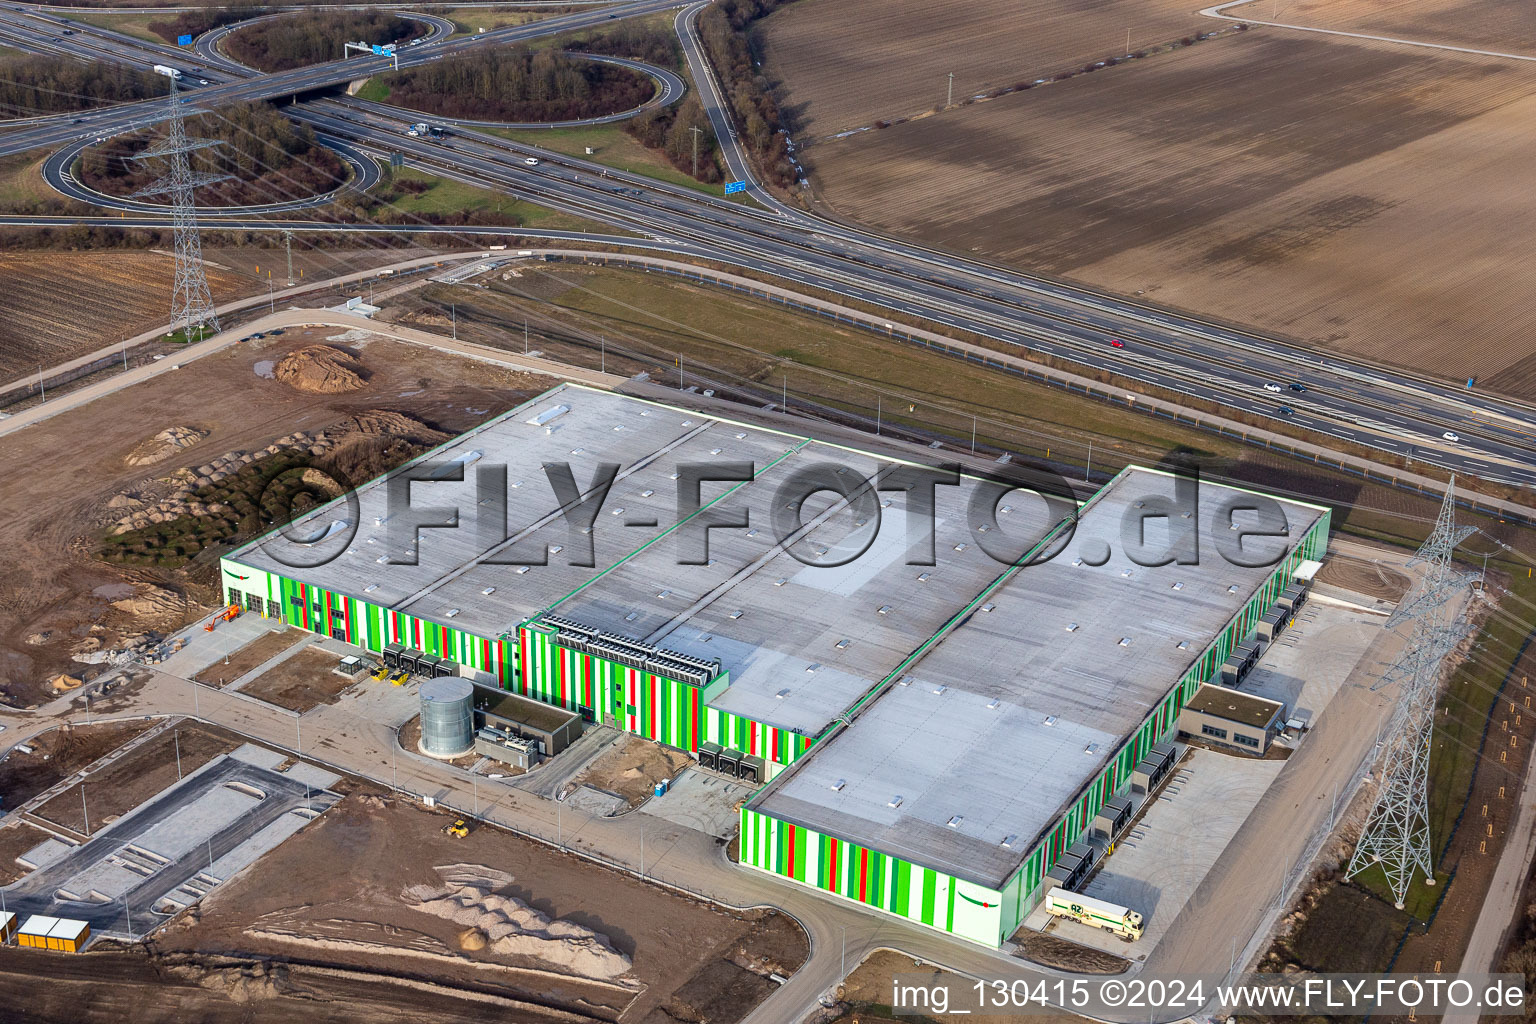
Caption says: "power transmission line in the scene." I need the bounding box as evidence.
[1345,476,1476,909]
[129,76,230,342]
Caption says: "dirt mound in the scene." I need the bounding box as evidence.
[407,865,633,981]
[343,408,446,442]
[110,584,183,626]
[273,345,367,394]
[126,426,207,466]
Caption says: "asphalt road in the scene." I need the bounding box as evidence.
[3,3,1534,495]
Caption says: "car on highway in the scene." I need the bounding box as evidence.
[197,78,209,85]
[1263,383,1281,392]
[1289,382,1307,392]
[409,38,422,45]
[1442,431,1460,442]
[523,157,540,166]
[1278,406,1295,416]
[1108,338,1125,348]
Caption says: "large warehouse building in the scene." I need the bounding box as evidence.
[221,384,1330,946]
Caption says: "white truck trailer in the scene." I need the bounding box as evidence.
[1044,887,1144,941]
[151,64,183,80]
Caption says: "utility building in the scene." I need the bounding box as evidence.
[220,384,1330,947]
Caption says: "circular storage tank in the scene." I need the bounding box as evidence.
[419,677,475,759]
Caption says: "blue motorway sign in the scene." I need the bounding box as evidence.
[723,181,747,195]
[177,34,192,45]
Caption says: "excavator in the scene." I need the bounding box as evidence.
[203,604,240,632]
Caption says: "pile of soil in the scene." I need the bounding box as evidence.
[273,345,367,394]
[125,425,207,466]
[406,864,633,981]
[564,735,690,809]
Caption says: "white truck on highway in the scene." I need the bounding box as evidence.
[1043,887,1144,941]
[151,64,183,80]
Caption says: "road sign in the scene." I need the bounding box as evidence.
[724,181,746,195]
[177,34,192,45]
[371,43,395,55]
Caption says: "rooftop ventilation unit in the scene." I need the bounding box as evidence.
[878,605,892,615]
[774,578,787,587]
[831,779,846,791]
[888,795,904,808]
[946,815,963,828]
[981,602,995,613]
[806,664,820,673]
[1119,637,1132,646]
[776,688,791,699]
[987,698,1001,710]
[363,584,378,593]
[524,403,569,427]
[482,586,495,595]
[1172,581,1185,590]
[446,609,460,618]
[917,572,931,582]
[899,676,913,686]
[1065,622,1079,632]
[1001,834,1018,848]
[932,684,947,695]
[835,639,850,649]
[729,609,744,619]
[1044,715,1058,726]
[516,566,531,575]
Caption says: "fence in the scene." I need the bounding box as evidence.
[538,252,1536,529]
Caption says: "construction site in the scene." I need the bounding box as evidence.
[217,382,1338,948]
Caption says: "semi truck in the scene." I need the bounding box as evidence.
[151,64,183,80]
[1044,887,1144,942]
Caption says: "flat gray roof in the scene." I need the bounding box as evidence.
[544,441,1056,735]
[750,468,1325,887]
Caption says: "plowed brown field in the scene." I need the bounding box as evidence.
[1223,0,1536,54]
[759,0,1210,139]
[785,24,1536,394]
[0,252,245,378]
[0,247,444,384]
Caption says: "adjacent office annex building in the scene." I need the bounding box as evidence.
[221,384,1329,946]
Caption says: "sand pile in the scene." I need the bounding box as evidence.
[110,584,183,625]
[126,426,207,466]
[406,865,632,981]
[273,345,367,394]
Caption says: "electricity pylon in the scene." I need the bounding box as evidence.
[1345,477,1474,908]
[131,76,230,342]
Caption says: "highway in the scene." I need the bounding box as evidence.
[0,0,1534,496]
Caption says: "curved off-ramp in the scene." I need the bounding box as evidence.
[195,9,456,73]
[350,52,686,131]
[43,132,381,216]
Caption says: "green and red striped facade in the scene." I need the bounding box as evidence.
[738,507,1331,947]
[218,562,514,682]
[520,622,815,772]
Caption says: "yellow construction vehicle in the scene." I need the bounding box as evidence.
[441,819,469,839]
[370,664,390,682]
[390,670,410,686]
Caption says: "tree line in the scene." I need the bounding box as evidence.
[0,56,164,116]
[697,0,798,188]
[147,1,264,46]
[224,11,421,73]
[378,45,654,123]
[79,101,347,207]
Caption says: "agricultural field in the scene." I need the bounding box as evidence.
[786,27,1536,395]
[1221,0,1536,53]
[0,252,248,380]
[757,0,1210,139]
[0,247,443,385]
